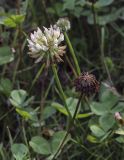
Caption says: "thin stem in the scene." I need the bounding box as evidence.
[44,77,54,99]
[52,64,72,118]
[11,28,19,85]
[91,3,113,85]
[100,26,113,85]
[0,107,14,121]
[0,148,6,160]
[29,63,45,93]
[72,92,83,120]
[91,1,100,44]
[65,55,78,77]
[16,0,20,14]
[12,57,20,86]
[12,29,19,47]
[22,120,31,158]
[39,68,48,132]
[64,32,81,76]
[51,92,83,160]
[12,25,23,85]
[40,0,51,23]
[17,64,36,74]
[6,126,13,146]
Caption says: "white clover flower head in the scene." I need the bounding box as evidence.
[27,25,66,65]
[56,18,71,31]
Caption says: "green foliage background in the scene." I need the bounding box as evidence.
[0,0,124,159]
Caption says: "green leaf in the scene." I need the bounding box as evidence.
[104,57,114,71]
[47,3,66,17]
[3,14,25,28]
[66,97,80,117]
[47,131,70,160]
[0,78,12,96]
[87,135,99,143]
[63,0,75,10]
[52,97,80,117]
[29,136,51,155]
[99,131,111,142]
[21,96,34,107]
[4,18,16,28]
[76,0,86,6]
[100,90,118,103]
[9,89,36,120]
[51,131,70,154]
[87,8,124,25]
[111,102,124,113]
[16,107,38,121]
[16,108,32,119]
[115,128,124,135]
[95,0,114,8]
[99,84,119,107]
[116,136,124,143]
[43,106,56,119]
[76,112,93,119]
[90,102,110,115]
[90,125,105,137]
[99,114,115,131]
[20,0,29,14]
[11,143,28,160]
[73,6,83,18]
[0,46,14,65]
[52,102,67,116]
[0,7,5,24]
[9,90,28,108]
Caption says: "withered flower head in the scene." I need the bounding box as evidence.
[74,72,99,96]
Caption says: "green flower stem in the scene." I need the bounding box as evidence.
[64,32,81,76]
[100,26,113,85]
[52,64,72,118]
[7,126,13,146]
[29,63,45,93]
[72,93,83,120]
[51,92,83,160]
[22,121,31,159]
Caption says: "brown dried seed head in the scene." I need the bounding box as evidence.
[74,72,99,96]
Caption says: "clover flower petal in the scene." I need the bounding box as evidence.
[27,25,66,65]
